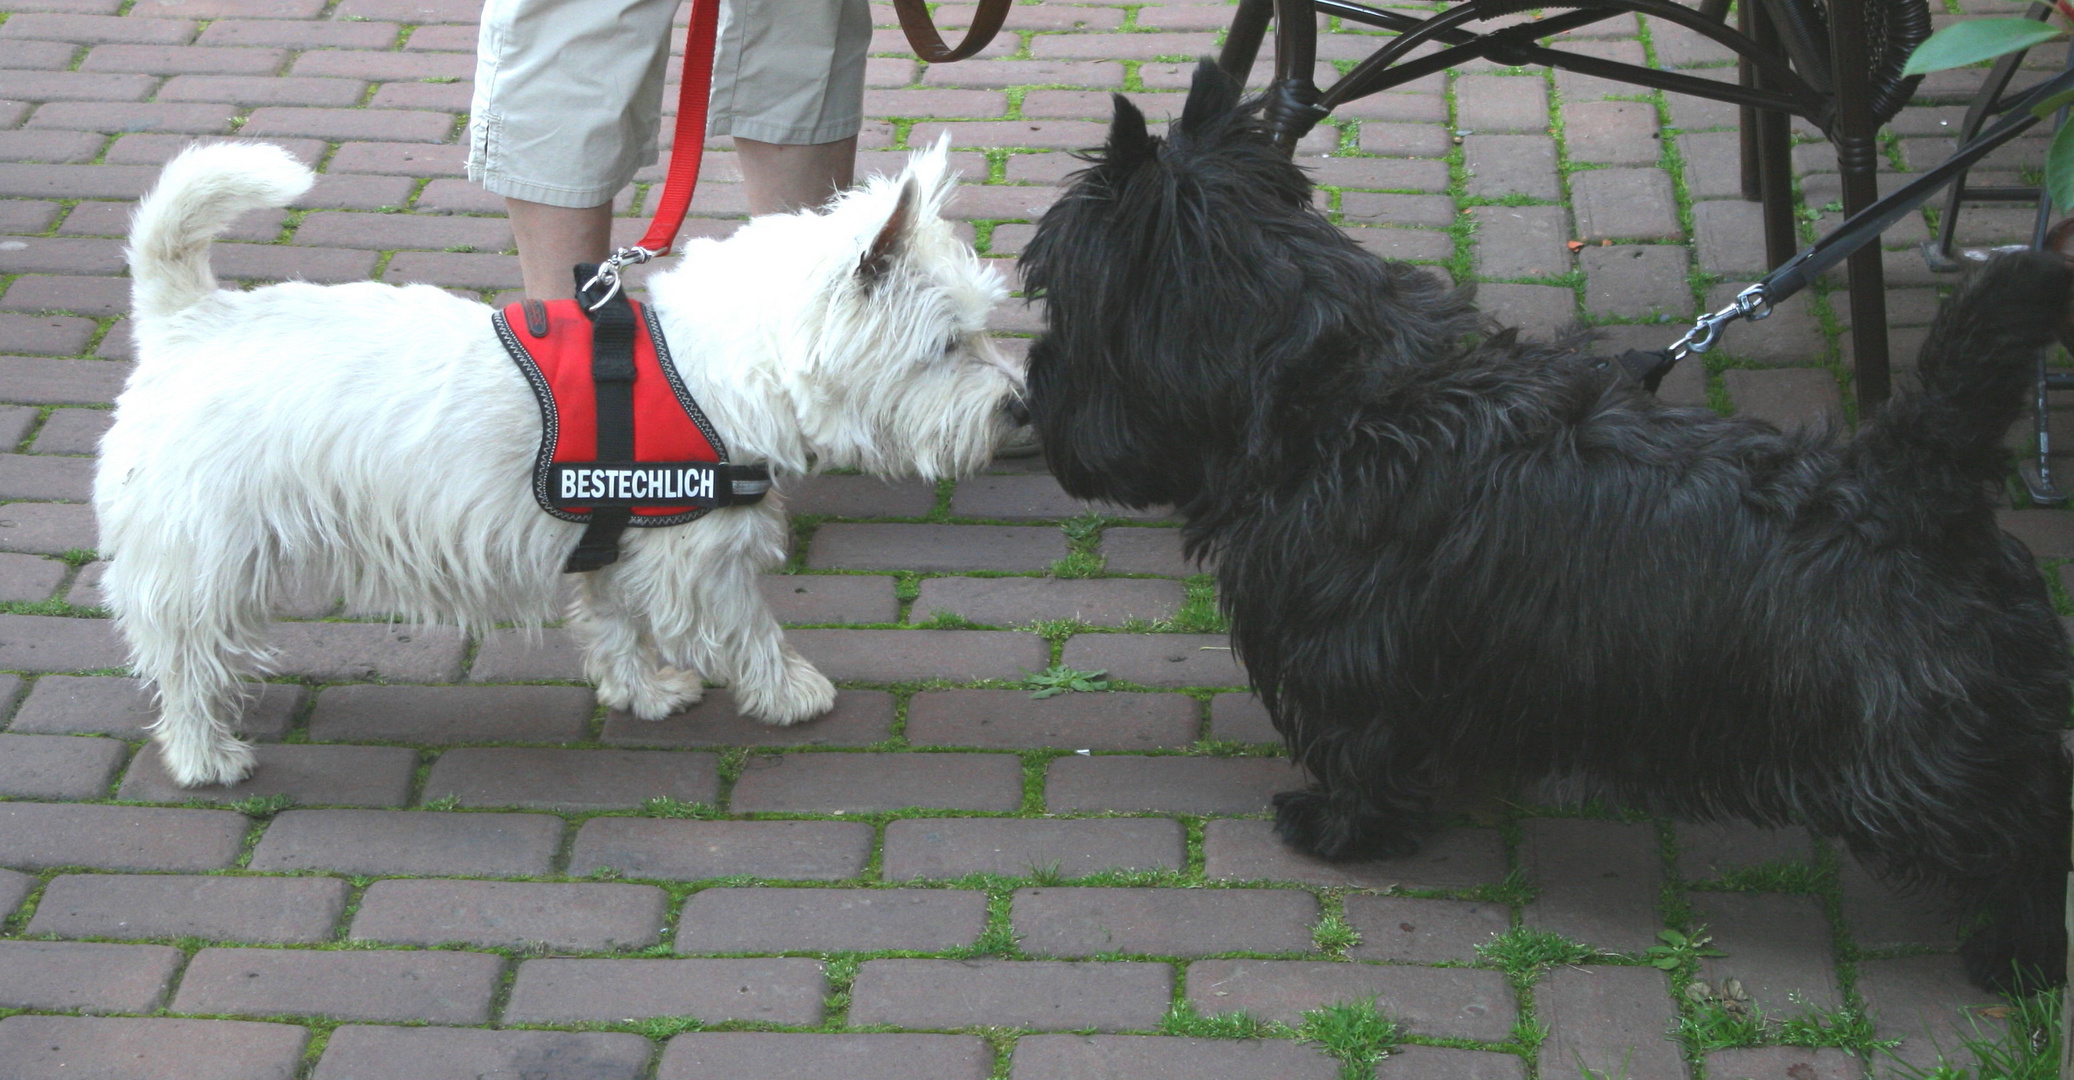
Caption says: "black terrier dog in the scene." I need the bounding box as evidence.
[1022,60,2073,991]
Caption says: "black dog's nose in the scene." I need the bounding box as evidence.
[1004,396,1031,425]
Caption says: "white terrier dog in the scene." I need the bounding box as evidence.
[98,140,1020,787]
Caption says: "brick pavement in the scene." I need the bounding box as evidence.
[0,0,2055,1076]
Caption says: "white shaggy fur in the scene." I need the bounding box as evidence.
[100,140,1019,787]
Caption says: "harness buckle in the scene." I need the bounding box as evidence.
[581,246,660,312]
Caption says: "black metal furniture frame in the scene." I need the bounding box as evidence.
[1215,0,1929,406]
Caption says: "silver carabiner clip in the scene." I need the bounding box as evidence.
[582,246,659,312]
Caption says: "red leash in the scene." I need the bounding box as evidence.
[584,0,721,308]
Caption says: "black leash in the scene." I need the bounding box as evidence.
[1619,63,2074,392]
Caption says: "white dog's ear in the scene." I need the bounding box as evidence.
[858,176,918,284]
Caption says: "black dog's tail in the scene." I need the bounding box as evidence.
[1852,251,2071,501]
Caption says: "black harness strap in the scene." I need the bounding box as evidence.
[566,262,639,573]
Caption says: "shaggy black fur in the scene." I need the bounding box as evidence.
[1022,60,2074,992]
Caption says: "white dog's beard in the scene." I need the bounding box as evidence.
[101,140,1021,788]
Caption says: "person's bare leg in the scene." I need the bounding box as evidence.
[506,198,613,299]
[735,136,858,216]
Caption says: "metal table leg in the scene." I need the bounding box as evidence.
[1829,0,1891,408]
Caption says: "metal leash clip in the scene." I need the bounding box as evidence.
[1667,282,1772,362]
[581,245,660,312]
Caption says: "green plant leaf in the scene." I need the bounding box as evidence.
[1902,18,2065,76]
[2049,120,2074,214]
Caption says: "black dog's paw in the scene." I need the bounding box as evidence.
[1272,788,1423,862]
[1960,892,2068,993]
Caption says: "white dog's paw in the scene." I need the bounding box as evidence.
[632,667,705,721]
[160,735,257,788]
[596,667,704,721]
[743,655,836,726]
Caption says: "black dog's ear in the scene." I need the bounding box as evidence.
[1107,93,1153,168]
[1179,57,1243,137]
[858,176,918,284]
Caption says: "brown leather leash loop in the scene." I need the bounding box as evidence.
[891,0,1015,63]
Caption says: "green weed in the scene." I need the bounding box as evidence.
[1299,999,1401,1080]
[1021,665,1111,698]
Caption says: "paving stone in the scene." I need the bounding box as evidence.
[351,879,668,951]
[950,474,1165,521]
[118,742,417,805]
[0,866,33,921]
[850,958,1172,1031]
[1704,1046,1864,1080]
[1059,633,1244,688]
[1046,754,1300,814]
[1375,1045,1529,1079]
[310,1026,650,1080]
[1338,192,1457,228]
[0,551,60,605]
[1305,156,1450,190]
[1347,226,1454,262]
[776,473,938,517]
[1569,167,1682,241]
[0,451,91,499]
[730,750,1024,812]
[1462,135,1564,203]
[600,688,895,746]
[259,620,466,681]
[1690,892,1840,1013]
[1351,121,1454,158]
[1455,75,1549,133]
[908,689,1198,750]
[0,1016,309,1080]
[9,675,298,739]
[1677,131,1745,199]
[1473,204,1571,279]
[1475,282,1576,339]
[0,355,130,405]
[0,611,122,670]
[422,747,718,810]
[1206,820,1509,889]
[1015,887,1318,957]
[1209,693,1278,742]
[759,573,899,624]
[29,407,110,454]
[1520,818,1663,953]
[1343,895,1512,963]
[1837,851,1957,950]
[1011,1035,1340,1080]
[1722,367,1843,430]
[1579,244,1693,319]
[882,817,1187,880]
[175,947,501,1023]
[1189,959,1514,1040]
[505,957,826,1025]
[0,940,181,1012]
[0,501,93,556]
[656,1033,992,1080]
[309,683,595,743]
[787,628,1049,682]
[0,407,38,453]
[2000,509,2074,561]
[0,730,122,797]
[1857,954,2005,1070]
[1694,198,1772,276]
[1533,965,1684,1080]
[808,523,1065,571]
[912,576,1186,627]
[1563,101,1662,165]
[0,801,244,870]
[1675,821,1815,880]
[248,808,563,876]
[26,873,347,943]
[567,818,874,880]
[1101,527,1202,576]
[676,887,988,953]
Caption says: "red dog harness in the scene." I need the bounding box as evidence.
[492,285,768,573]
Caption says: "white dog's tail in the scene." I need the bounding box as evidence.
[127,142,313,322]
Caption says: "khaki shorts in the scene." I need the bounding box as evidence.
[468,0,871,208]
